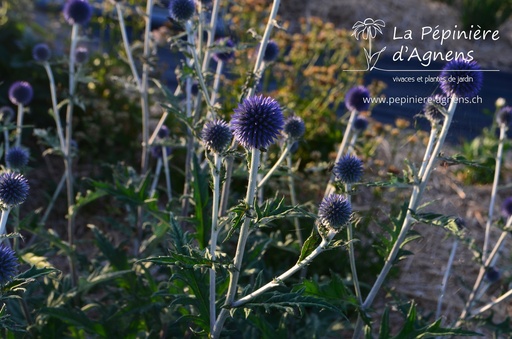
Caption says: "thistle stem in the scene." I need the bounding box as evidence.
[149,158,162,198]
[213,148,261,338]
[210,60,223,107]
[435,238,458,321]
[346,184,362,305]
[353,95,458,339]
[43,62,65,151]
[232,238,330,308]
[115,2,142,90]
[14,104,24,148]
[41,172,67,225]
[418,124,439,180]
[469,287,512,318]
[258,142,293,189]
[482,126,506,262]
[201,0,221,72]
[162,146,172,202]
[286,152,303,247]
[209,153,222,333]
[0,208,12,236]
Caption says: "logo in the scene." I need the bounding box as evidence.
[351,18,387,71]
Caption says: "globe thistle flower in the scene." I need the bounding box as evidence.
[157,125,170,139]
[283,116,305,140]
[496,106,512,127]
[0,246,18,285]
[333,154,364,184]
[318,194,352,230]
[424,94,447,125]
[202,120,232,154]
[485,267,501,283]
[263,40,279,62]
[169,0,195,22]
[440,59,482,98]
[345,86,370,112]
[502,197,512,219]
[0,172,29,208]
[32,43,52,62]
[8,81,33,106]
[231,95,284,150]
[75,46,89,64]
[63,0,93,26]
[353,116,369,132]
[0,107,15,124]
[6,147,29,169]
[213,38,235,63]
[151,146,172,159]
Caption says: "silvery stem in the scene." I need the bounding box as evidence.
[435,239,458,321]
[232,238,330,308]
[482,126,506,262]
[258,142,293,189]
[353,95,458,339]
[346,184,362,305]
[15,104,24,148]
[162,146,172,202]
[41,172,67,225]
[209,153,222,333]
[213,148,261,337]
[115,3,142,89]
[43,62,65,151]
[149,158,162,198]
[140,0,153,175]
[286,152,303,246]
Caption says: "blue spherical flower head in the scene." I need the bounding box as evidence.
[283,116,305,140]
[0,107,15,124]
[213,38,235,62]
[345,86,370,112]
[75,46,89,63]
[333,154,363,184]
[440,59,482,98]
[169,0,195,21]
[157,125,170,139]
[9,81,33,106]
[485,267,501,283]
[318,194,352,230]
[6,147,29,169]
[0,246,18,285]
[424,94,448,125]
[502,197,512,219]
[263,40,279,62]
[202,120,232,154]
[231,95,284,150]
[353,116,369,132]
[0,172,29,208]
[64,0,92,25]
[496,106,512,128]
[33,43,51,62]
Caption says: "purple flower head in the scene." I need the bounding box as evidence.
[169,0,195,21]
[485,266,501,283]
[333,154,363,184]
[502,197,512,219]
[63,0,92,25]
[6,147,29,169]
[496,106,512,127]
[0,107,15,124]
[353,116,369,132]
[33,43,52,62]
[318,194,352,230]
[424,94,448,125]
[9,81,33,106]
[345,86,370,112]
[231,95,284,150]
[157,125,170,139]
[75,46,89,63]
[0,172,29,208]
[213,38,235,63]
[0,246,18,285]
[283,116,305,140]
[440,59,482,98]
[263,40,279,62]
[202,119,232,153]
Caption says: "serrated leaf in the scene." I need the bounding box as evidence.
[89,225,130,271]
[297,229,322,263]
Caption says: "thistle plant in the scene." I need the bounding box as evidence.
[0,246,18,286]
[0,172,29,236]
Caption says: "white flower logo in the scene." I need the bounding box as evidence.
[351,18,387,71]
